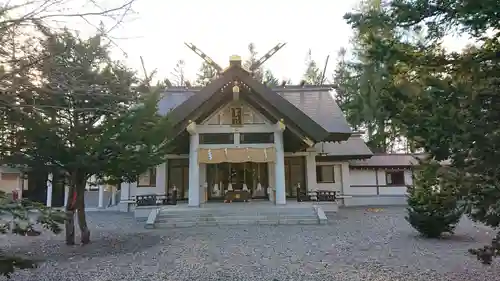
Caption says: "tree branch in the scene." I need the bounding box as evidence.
[0,0,136,25]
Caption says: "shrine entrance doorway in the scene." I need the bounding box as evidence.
[206,162,269,201]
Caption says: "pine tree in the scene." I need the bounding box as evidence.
[345,0,500,262]
[281,78,293,85]
[1,31,172,246]
[242,42,282,87]
[303,49,323,85]
[332,47,360,130]
[243,43,264,82]
[171,59,186,86]
[333,0,403,152]
[262,69,279,87]
[195,62,217,86]
[0,0,145,276]
[406,159,463,238]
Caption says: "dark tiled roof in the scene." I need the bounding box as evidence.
[315,135,373,158]
[158,85,351,135]
[276,90,351,134]
[0,166,23,173]
[160,64,335,143]
[158,89,193,116]
[349,154,424,167]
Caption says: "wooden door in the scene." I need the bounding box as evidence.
[284,157,306,198]
[168,159,189,200]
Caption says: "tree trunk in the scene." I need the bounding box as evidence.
[51,168,66,207]
[64,185,76,245]
[65,173,90,245]
[377,119,387,153]
[76,182,90,245]
[26,169,48,203]
[367,123,374,141]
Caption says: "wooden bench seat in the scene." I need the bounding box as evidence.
[296,188,352,202]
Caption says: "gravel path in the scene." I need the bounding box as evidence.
[1,206,499,281]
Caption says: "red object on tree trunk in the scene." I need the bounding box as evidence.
[12,190,18,201]
[70,191,77,209]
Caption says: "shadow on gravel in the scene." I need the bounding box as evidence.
[324,212,349,220]
[410,232,492,243]
[9,232,163,263]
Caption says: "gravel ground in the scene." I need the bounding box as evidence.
[1,206,499,281]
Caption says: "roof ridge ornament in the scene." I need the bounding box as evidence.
[230,55,241,62]
[184,42,286,76]
[249,43,287,73]
[184,42,223,74]
[229,55,242,69]
[186,120,197,135]
[277,119,286,132]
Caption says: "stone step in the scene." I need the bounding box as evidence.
[159,208,312,213]
[157,215,268,222]
[156,215,317,223]
[158,213,317,218]
[154,218,319,228]
[151,205,323,228]
[159,210,313,216]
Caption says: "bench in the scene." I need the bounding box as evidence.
[296,187,351,202]
[136,191,178,207]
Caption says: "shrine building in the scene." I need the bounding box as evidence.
[117,55,416,211]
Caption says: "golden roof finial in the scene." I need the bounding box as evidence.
[230,55,241,62]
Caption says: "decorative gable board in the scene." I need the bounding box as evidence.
[202,101,271,125]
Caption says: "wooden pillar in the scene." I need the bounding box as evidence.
[118,182,131,212]
[187,121,200,207]
[306,152,317,192]
[274,120,286,205]
[46,173,53,207]
[64,185,69,207]
[98,184,104,208]
[111,186,117,205]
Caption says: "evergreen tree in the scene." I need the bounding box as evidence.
[262,69,279,87]
[332,47,360,129]
[303,49,323,85]
[170,59,186,86]
[345,0,500,263]
[333,0,402,152]
[0,0,139,275]
[1,30,172,246]
[195,62,217,86]
[406,159,463,238]
[243,43,264,82]
[281,78,293,86]
[243,42,282,87]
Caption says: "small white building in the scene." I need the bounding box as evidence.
[0,166,27,197]
[346,154,418,206]
[118,56,419,212]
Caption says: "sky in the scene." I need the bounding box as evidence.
[104,0,359,83]
[110,0,471,84]
[15,0,471,84]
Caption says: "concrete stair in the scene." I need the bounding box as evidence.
[154,204,321,228]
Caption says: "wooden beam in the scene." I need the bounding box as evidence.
[250,43,287,72]
[184,42,223,73]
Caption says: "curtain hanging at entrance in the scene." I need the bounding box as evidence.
[198,147,276,163]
